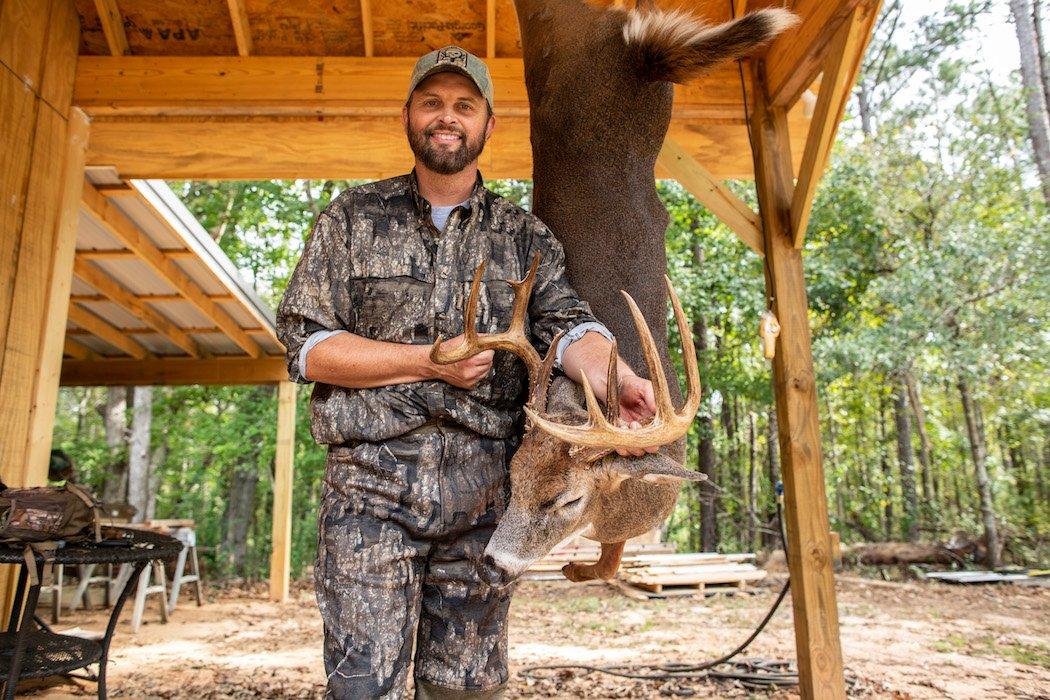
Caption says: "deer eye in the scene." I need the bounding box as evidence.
[560,495,584,510]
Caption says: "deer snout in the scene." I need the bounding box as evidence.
[478,553,517,589]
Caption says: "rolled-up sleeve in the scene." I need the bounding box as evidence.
[525,217,605,357]
[276,200,353,384]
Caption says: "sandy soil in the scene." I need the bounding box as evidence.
[22,575,1049,699]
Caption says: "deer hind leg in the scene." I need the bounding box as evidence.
[562,541,626,583]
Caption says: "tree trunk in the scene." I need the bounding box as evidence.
[904,371,936,500]
[957,377,1001,568]
[857,80,874,137]
[764,407,781,549]
[99,387,128,503]
[878,395,893,540]
[1032,0,1050,124]
[894,380,920,542]
[145,438,167,522]
[126,386,153,523]
[746,411,758,551]
[222,463,259,576]
[1010,0,1050,207]
[693,312,719,552]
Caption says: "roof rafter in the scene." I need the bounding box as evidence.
[360,0,374,58]
[790,2,879,247]
[225,0,253,57]
[81,181,264,358]
[92,0,129,56]
[63,338,97,361]
[61,357,287,386]
[487,0,497,58]
[72,257,207,358]
[67,303,153,359]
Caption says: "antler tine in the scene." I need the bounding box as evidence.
[605,338,620,423]
[524,278,702,451]
[666,275,701,420]
[430,253,544,387]
[529,328,566,416]
[620,290,676,419]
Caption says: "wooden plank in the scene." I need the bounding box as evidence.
[23,109,90,480]
[751,59,846,699]
[77,249,193,260]
[621,570,767,586]
[80,182,264,358]
[71,292,234,302]
[360,0,374,58]
[486,0,497,58]
[658,138,764,256]
[73,56,749,120]
[67,303,153,359]
[225,0,252,57]
[60,357,287,386]
[64,337,97,360]
[92,0,128,56]
[764,0,863,108]
[790,3,879,246]
[40,0,80,114]
[85,114,798,181]
[72,258,206,358]
[269,381,297,602]
[67,326,265,336]
[0,0,49,90]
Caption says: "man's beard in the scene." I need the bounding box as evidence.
[407,121,487,175]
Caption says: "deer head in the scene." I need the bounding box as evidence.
[430,254,702,585]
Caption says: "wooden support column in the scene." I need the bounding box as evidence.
[0,0,84,626]
[269,381,297,602]
[750,59,846,699]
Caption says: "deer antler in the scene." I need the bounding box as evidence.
[523,277,700,451]
[430,253,546,390]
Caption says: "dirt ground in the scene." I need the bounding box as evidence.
[23,574,1049,699]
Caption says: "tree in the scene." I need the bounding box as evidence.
[1010,0,1050,205]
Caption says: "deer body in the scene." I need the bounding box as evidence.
[437,1,798,585]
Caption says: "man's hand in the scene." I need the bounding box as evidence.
[426,333,494,389]
[614,375,660,458]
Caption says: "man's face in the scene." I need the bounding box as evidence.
[403,72,495,175]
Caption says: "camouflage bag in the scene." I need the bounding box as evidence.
[0,481,102,545]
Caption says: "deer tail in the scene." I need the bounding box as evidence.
[622,7,799,84]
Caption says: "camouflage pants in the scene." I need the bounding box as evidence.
[316,422,516,699]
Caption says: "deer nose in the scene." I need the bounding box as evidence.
[479,554,514,588]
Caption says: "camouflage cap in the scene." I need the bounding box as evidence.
[407,46,494,109]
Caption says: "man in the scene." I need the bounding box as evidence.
[278,46,662,699]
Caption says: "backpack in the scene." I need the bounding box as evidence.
[0,481,102,546]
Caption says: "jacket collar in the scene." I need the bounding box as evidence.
[408,169,486,218]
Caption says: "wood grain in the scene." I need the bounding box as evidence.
[60,356,288,385]
[269,381,297,602]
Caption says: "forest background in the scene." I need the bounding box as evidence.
[52,0,1049,578]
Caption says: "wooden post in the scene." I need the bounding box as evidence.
[0,0,84,624]
[269,381,297,602]
[750,59,847,699]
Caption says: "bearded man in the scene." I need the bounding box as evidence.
[277,46,660,699]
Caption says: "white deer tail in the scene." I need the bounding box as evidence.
[622,7,799,84]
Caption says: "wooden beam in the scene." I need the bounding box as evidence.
[225,0,253,57]
[764,0,863,107]
[67,303,153,360]
[77,249,193,260]
[71,293,235,303]
[486,0,497,58]
[81,182,264,358]
[68,326,264,335]
[60,356,288,386]
[751,59,846,699]
[790,3,879,246]
[269,381,297,602]
[92,0,129,57]
[64,337,97,360]
[360,0,374,58]
[72,258,206,358]
[658,138,764,256]
[73,56,751,121]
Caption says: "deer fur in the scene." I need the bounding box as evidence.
[477,0,796,586]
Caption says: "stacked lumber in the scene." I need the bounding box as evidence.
[617,552,766,598]
[526,542,677,579]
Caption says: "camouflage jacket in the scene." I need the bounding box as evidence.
[276,172,601,444]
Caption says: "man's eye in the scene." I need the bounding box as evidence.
[458,103,474,112]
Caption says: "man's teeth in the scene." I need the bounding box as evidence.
[432,132,461,142]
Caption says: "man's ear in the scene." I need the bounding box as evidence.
[603,452,707,485]
[402,103,409,130]
[485,112,496,140]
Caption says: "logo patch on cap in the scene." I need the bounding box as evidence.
[436,46,468,67]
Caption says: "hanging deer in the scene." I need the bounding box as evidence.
[433,1,798,584]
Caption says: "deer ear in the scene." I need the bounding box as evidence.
[605,452,707,484]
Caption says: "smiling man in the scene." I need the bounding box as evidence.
[277,46,660,700]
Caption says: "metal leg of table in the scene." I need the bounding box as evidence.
[3,560,43,700]
[96,561,146,700]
